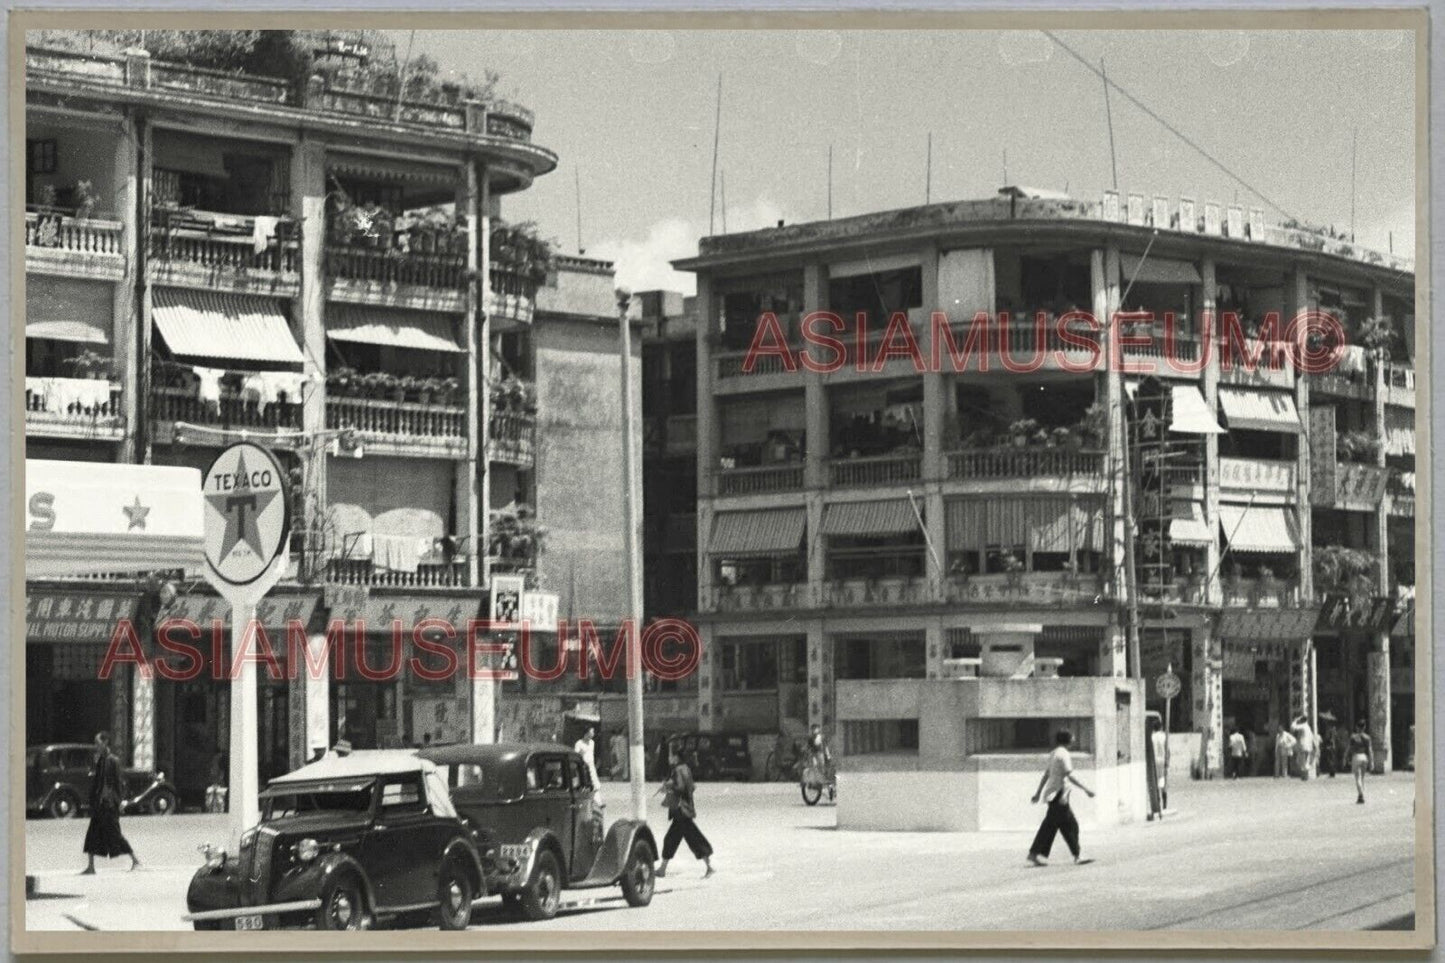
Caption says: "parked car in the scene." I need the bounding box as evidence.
[420,743,657,921]
[184,750,484,931]
[666,731,753,781]
[25,743,178,818]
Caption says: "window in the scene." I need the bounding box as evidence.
[27,139,57,175]
[828,267,924,326]
[827,534,926,579]
[59,748,93,769]
[449,763,484,789]
[528,756,567,793]
[380,775,425,815]
[719,640,779,691]
[836,635,926,680]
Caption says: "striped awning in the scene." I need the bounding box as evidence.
[1170,500,1213,546]
[1122,383,1223,434]
[821,500,917,537]
[152,288,304,367]
[947,497,1103,551]
[1218,388,1301,433]
[709,508,806,555]
[1120,254,1202,286]
[1218,504,1300,553]
[327,304,465,354]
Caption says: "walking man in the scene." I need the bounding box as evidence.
[1027,730,1095,867]
[1273,725,1297,778]
[1348,719,1375,804]
[1226,726,1249,779]
[82,732,139,874]
[656,746,715,879]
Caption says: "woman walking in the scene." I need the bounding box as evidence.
[1348,719,1375,805]
[656,746,715,879]
[82,732,139,874]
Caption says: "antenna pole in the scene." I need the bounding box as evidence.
[708,74,722,235]
[827,144,833,219]
[1102,58,1119,192]
[925,131,933,204]
[574,166,583,254]
[1351,127,1358,242]
[721,170,727,233]
[1003,148,1008,186]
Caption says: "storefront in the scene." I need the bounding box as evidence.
[1216,606,1319,775]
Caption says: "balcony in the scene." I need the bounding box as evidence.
[716,463,805,496]
[325,242,467,312]
[150,385,302,443]
[25,378,124,441]
[1385,363,1415,409]
[1308,369,1371,401]
[829,452,922,488]
[703,582,810,614]
[1222,576,1303,609]
[488,264,537,328]
[946,447,1105,483]
[1219,457,1296,498]
[1387,471,1415,518]
[148,210,300,296]
[488,410,536,467]
[943,572,1105,607]
[326,395,466,458]
[824,575,936,608]
[715,348,794,381]
[322,557,472,589]
[25,211,125,281]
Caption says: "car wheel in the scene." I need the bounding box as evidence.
[435,860,474,930]
[801,782,822,806]
[520,850,562,921]
[48,790,79,819]
[316,874,369,931]
[149,789,178,816]
[620,838,655,907]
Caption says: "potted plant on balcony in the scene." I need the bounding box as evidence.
[1314,544,1379,614]
[73,180,98,221]
[1356,315,1396,360]
[1337,429,1381,464]
[327,365,358,397]
[1008,418,1040,448]
[1049,425,1074,449]
[64,349,113,381]
[1078,403,1107,448]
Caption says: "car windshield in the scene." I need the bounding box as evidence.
[262,782,374,818]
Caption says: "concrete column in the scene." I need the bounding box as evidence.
[806,624,834,739]
[136,118,154,465]
[1200,258,1223,605]
[920,247,945,481]
[695,274,717,607]
[113,111,139,465]
[1099,619,1127,678]
[131,664,154,770]
[290,632,330,767]
[1191,622,1223,776]
[1093,247,1129,618]
[925,621,945,679]
[471,675,496,745]
[459,161,482,587]
[806,496,826,603]
[1289,268,1313,599]
[696,623,720,731]
[1367,284,1392,772]
[803,263,829,489]
[291,136,327,575]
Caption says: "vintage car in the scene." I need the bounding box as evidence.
[183,750,484,931]
[420,743,657,921]
[666,731,754,781]
[25,743,178,818]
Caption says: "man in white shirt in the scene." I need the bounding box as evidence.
[1028,730,1095,866]
[1227,727,1250,779]
[575,726,604,806]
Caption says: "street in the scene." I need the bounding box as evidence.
[25,771,1416,932]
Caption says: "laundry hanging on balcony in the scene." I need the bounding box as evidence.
[1217,388,1302,433]
[152,288,304,368]
[709,508,806,555]
[371,533,433,573]
[1218,504,1300,553]
[25,377,114,415]
[326,304,466,353]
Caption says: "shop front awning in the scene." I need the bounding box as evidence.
[822,499,918,537]
[1123,383,1224,434]
[947,497,1103,550]
[709,508,806,555]
[1170,500,1213,545]
[1218,388,1301,433]
[1218,504,1300,553]
[1120,254,1203,286]
[152,288,305,367]
[25,459,205,578]
[326,304,466,354]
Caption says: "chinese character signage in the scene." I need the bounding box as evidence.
[1316,594,1395,633]
[160,592,319,631]
[26,590,140,643]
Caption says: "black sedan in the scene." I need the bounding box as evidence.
[26,743,178,818]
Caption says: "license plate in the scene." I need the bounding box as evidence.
[234,914,264,931]
[499,844,530,863]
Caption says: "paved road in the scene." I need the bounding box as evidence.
[24,771,1417,932]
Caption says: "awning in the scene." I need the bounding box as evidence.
[152,288,305,367]
[1218,504,1300,553]
[1120,254,1202,286]
[709,509,806,555]
[27,319,109,343]
[327,304,465,354]
[27,276,114,344]
[25,459,205,578]
[1170,500,1213,546]
[822,500,917,537]
[1218,388,1301,433]
[947,497,1103,550]
[1122,383,1224,434]
[1030,500,1105,553]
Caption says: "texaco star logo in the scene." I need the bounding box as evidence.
[206,451,280,565]
[202,444,289,587]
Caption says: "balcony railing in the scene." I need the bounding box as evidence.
[1223,577,1303,608]
[703,582,809,613]
[25,378,124,437]
[323,557,471,588]
[488,410,536,466]
[488,264,538,325]
[825,576,936,607]
[828,452,922,488]
[151,385,302,432]
[1219,457,1296,494]
[326,244,466,290]
[326,395,465,450]
[149,211,299,279]
[1308,369,1371,400]
[716,350,792,379]
[716,463,805,496]
[1385,363,1415,408]
[25,211,124,255]
[946,447,1105,481]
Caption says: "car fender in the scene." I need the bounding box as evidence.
[273,852,375,912]
[593,819,657,885]
[440,836,485,897]
[499,828,565,893]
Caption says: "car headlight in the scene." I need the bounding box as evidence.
[199,843,227,870]
[295,838,320,863]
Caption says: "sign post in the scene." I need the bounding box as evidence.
[1156,664,1182,811]
[201,443,290,844]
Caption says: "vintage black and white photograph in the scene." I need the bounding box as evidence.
[10,11,1429,952]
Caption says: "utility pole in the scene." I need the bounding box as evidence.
[925,131,932,204]
[616,290,646,822]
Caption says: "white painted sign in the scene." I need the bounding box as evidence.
[521,590,561,633]
[1155,670,1182,701]
[202,443,290,588]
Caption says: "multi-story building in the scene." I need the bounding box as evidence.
[672,187,1416,776]
[22,33,559,807]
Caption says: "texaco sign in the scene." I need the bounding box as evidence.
[202,442,291,587]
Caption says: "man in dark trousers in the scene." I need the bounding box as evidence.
[1027,730,1095,867]
[656,746,715,879]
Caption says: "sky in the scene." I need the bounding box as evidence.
[384,28,1416,295]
